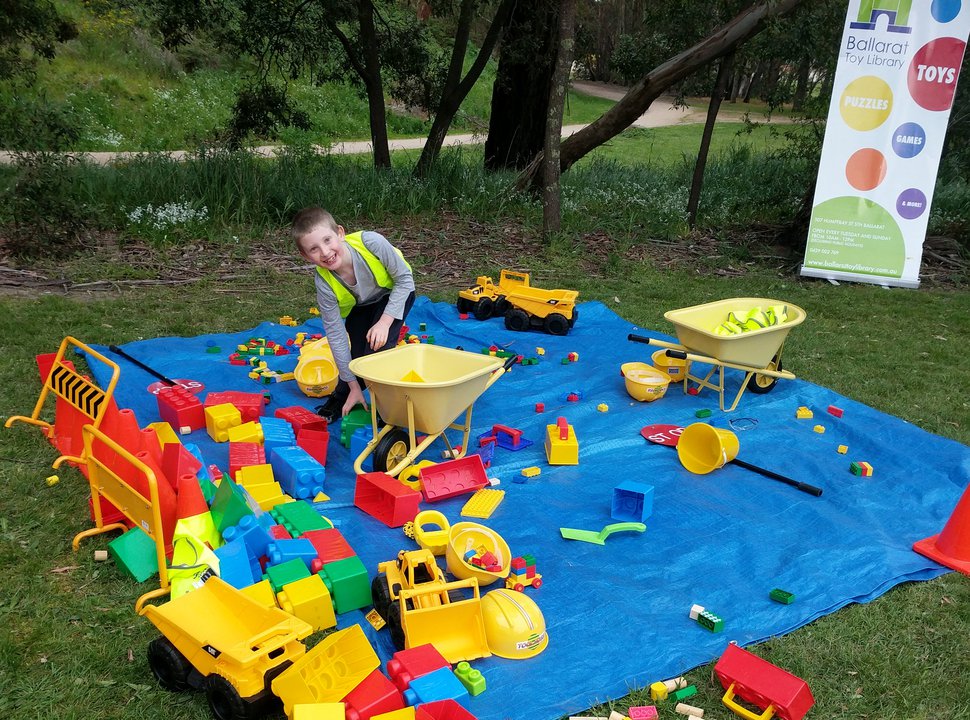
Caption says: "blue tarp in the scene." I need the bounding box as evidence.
[87,298,968,720]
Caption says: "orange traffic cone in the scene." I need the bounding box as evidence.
[914,483,970,576]
[176,474,222,549]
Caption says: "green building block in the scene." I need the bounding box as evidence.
[210,478,255,534]
[670,685,697,702]
[319,555,371,614]
[199,476,217,505]
[454,661,486,696]
[271,500,332,536]
[205,346,222,354]
[696,609,724,632]
[770,588,796,604]
[107,527,159,583]
[695,408,712,418]
[340,407,372,449]
[265,558,311,593]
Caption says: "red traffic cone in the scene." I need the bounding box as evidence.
[176,474,210,520]
[914,483,970,576]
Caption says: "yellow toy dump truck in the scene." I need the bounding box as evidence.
[372,549,491,663]
[140,576,313,720]
[457,269,578,335]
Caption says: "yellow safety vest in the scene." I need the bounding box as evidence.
[316,231,410,318]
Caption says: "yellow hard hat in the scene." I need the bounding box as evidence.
[480,588,549,660]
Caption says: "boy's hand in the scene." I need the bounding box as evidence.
[366,314,395,351]
[344,382,368,416]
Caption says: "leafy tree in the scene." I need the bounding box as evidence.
[0,0,76,81]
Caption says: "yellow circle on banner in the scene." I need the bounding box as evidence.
[840,76,893,131]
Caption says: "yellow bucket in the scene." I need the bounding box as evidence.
[652,349,688,381]
[620,362,670,402]
[294,338,339,398]
[676,423,739,474]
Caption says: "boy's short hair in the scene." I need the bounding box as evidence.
[291,207,338,246]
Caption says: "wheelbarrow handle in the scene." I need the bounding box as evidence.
[628,334,688,360]
[627,333,653,345]
[502,355,518,371]
[732,458,824,497]
[109,345,176,386]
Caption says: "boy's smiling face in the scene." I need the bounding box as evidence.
[299,223,348,272]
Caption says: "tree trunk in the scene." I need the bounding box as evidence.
[687,51,734,229]
[484,0,560,171]
[358,0,390,169]
[791,56,811,111]
[542,0,578,236]
[415,0,513,177]
[517,0,808,191]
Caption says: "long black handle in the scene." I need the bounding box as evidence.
[732,458,823,497]
[628,333,652,344]
[108,344,176,386]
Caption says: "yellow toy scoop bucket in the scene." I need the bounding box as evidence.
[676,423,739,474]
[294,338,339,398]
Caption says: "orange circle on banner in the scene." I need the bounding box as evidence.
[845,148,887,191]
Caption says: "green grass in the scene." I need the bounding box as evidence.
[1,248,969,719]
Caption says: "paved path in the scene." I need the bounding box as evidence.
[0,82,771,166]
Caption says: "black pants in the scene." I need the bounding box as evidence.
[330,290,416,405]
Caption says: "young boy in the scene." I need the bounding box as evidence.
[292,207,415,422]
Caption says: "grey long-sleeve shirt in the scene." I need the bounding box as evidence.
[313,230,415,382]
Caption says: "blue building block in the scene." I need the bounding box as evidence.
[261,416,297,454]
[222,514,273,560]
[213,537,258,589]
[611,480,654,523]
[270,445,326,499]
[350,426,374,473]
[183,443,209,479]
[267,537,319,570]
[402,666,470,708]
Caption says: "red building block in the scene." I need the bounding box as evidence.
[386,644,452,692]
[354,472,422,527]
[275,405,328,434]
[302,528,355,565]
[415,700,477,720]
[419,456,488,502]
[156,385,205,433]
[827,405,844,418]
[342,668,405,720]
[204,390,264,422]
[269,524,292,540]
[229,441,266,480]
[161,443,203,492]
[714,642,814,720]
[297,427,330,467]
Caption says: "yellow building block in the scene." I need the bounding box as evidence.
[243,482,289,512]
[837,444,848,454]
[371,708,416,720]
[545,422,579,465]
[461,488,505,519]
[813,424,825,434]
[521,466,541,478]
[277,574,337,632]
[795,406,813,419]
[239,579,279,609]
[236,463,276,487]
[148,421,182,447]
[649,680,669,701]
[228,421,264,443]
[205,403,242,442]
[293,703,345,720]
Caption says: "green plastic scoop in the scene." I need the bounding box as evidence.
[559,522,646,545]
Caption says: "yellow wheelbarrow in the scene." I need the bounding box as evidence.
[629,297,807,412]
[349,344,516,476]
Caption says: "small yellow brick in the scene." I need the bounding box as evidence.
[813,424,825,434]
[597,403,609,412]
[837,444,848,454]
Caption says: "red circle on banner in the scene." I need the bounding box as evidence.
[147,378,206,395]
[908,37,966,111]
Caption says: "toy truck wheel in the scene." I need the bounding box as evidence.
[205,674,256,720]
[748,355,781,394]
[494,296,511,316]
[374,428,411,473]
[473,298,494,320]
[456,297,473,314]
[372,574,392,619]
[505,308,530,332]
[147,637,192,692]
[532,578,542,589]
[387,601,406,650]
[568,308,578,327]
[513,582,525,592]
[543,313,570,336]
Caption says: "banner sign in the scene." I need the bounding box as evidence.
[802,0,970,287]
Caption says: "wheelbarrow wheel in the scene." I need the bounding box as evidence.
[748,355,781,394]
[147,637,191,692]
[473,298,494,320]
[374,428,411,473]
[505,308,530,332]
[205,674,255,720]
[544,313,570,336]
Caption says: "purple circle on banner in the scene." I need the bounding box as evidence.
[897,188,928,220]
[931,0,961,23]
[892,122,926,158]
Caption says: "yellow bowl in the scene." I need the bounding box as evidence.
[446,521,511,586]
[620,362,670,402]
